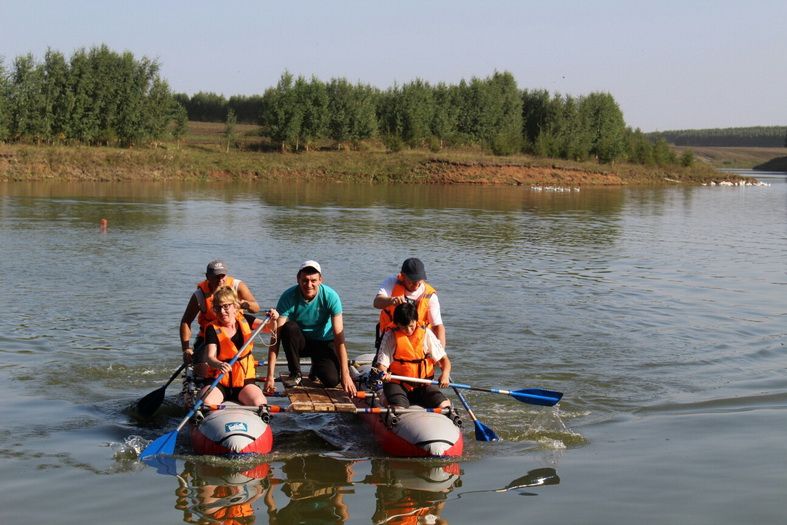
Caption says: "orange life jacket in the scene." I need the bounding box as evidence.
[378,274,436,335]
[211,313,255,388]
[389,326,434,391]
[209,502,254,524]
[195,276,239,337]
[377,496,434,525]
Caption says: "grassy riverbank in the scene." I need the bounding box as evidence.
[0,121,757,186]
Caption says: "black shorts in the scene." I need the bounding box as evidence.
[383,381,447,409]
[214,380,259,402]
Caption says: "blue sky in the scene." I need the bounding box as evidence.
[1,0,785,132]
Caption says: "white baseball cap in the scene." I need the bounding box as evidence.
[298,260,322,274]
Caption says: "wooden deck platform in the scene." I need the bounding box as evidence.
[282,373,357,413]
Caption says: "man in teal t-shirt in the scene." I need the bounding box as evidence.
[264,260,357,396]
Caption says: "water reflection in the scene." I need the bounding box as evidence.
[175,460,272,524]
[171,456,467,525]
[365,460,461,525]
[270,456,354,524]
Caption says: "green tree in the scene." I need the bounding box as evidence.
[42,49,71,143]
[228,94,265,124]
[521,89,551,153]
[653,138,675,166]
[224,108,237,152]
[579,92,626,163]
[455,72,522,154]
[68,48,99,144]
[430,83,459,149]
[485,71,523,155]
[114,52,147,146]
[142,77,174,145]
[624,128,655,165]
[326,78,377,149]
[0,58,9,141]
[187,91,228,122]
[260,71,302,151]
[171,103,188,147]
[297,76,329,151]
[9,54,46,142]
[399,78,434,147]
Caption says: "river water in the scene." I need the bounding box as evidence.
[0,172,785,524]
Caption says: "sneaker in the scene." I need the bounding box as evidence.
[283,372,302,388]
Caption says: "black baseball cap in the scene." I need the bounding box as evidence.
[401,258,426,280]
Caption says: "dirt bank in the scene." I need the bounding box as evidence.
[0,144,751,186]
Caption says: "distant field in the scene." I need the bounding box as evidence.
[184,121,266,150]
[673,145,787,170]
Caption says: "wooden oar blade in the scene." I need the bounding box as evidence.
[474,420,501,442]
[136,387,166,418]
[140,431,177,460]
[510,388,563,406]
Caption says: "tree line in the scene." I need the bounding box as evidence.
[0,46,692,166]
[648,126,787,148]
[180,71,685,165]
[0,45,185,146]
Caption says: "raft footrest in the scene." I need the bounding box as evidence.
[281,373,357,413]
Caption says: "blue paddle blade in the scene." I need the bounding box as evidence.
[510,388,563,407]
[474,420,501,442]
[139,431,177,460]
[142,454,178,476]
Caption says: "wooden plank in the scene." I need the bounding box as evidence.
[281,372,357,413]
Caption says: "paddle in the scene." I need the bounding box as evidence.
[201,403,447,414]
[139,315,271,461]
[452,386,500,442]
[387,374,563,407]
[136,363,187,418]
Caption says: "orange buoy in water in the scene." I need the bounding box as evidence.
[99,218,108,232]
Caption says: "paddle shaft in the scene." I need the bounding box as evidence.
[452,385,500,441]
[203,403,447,414]
[387,374,562,406]
[162,363,186,388]
[452,386,479,421]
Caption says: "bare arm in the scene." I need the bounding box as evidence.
[205,342,231,375]
[332,314,357,396]
[179,294,200,363]
[237,281,260,313]
[373,293,407,309]
[432,323,446,349]
[264,315,287,394]
[436,355,451,387]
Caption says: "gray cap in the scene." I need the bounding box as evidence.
[206,260,228,276]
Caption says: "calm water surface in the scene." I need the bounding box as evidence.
[1,172,785,524]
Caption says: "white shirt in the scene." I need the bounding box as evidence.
[376,275,443,327]
[376,327,446,368]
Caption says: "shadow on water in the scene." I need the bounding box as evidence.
[167,455,559,524]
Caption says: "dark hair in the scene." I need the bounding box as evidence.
[393,302,418,326]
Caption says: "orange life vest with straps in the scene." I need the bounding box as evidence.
[389,326,434,391]
[211,313,255,388]
[378,274,436,335]
[195,276,239,337]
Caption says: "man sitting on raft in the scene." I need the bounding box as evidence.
[373,302,453,411]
